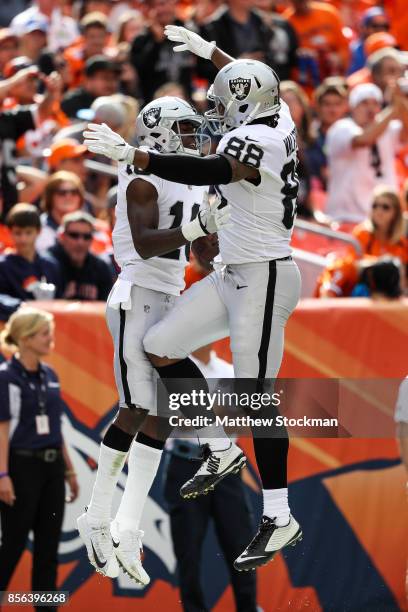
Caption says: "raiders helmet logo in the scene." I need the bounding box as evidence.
[142,107,161,128]
[229,78,251,101]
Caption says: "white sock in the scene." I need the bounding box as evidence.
[263,488,290,526]
[115,440,162,532]
[197,423,231,452]
[87,443,127,525]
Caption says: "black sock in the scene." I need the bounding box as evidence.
[103,423,134,452]
[154,358,216,423]
[252,436,289,489]
[136,431,165,451]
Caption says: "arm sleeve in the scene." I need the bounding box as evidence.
[144,153,233,186]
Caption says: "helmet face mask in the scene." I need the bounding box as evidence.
[136,97,210,156]
[205,60,281,135]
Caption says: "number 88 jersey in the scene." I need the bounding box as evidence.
[215,100,299,264]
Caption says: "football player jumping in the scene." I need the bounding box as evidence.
[84,29,303,572]
[77,96,232,583]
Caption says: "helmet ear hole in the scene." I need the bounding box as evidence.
[150,132,161,138]
[239,104,248,113]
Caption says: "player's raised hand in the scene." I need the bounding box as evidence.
[83,123,135,164]
[164,25,216,59]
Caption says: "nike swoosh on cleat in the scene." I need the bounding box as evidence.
[240,555,267,561]
[91,542,107,568]
[236,285,248,290]
[112,538,120,548]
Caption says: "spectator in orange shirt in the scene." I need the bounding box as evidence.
[315,186,407,297]
[64,12,111,89]
[314,253,404,298]
[284,0,349,86]
[351,186,407,263]
[314,253,359,297]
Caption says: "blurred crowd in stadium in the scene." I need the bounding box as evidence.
[0,0,407,312]
[0,2,407,609]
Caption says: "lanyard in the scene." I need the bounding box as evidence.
[21,366,48,415]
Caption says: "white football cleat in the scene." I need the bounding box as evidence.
[111,521,150,585]
[77,511,119,578]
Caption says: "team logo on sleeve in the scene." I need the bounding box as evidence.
[229,78,251,101]
[142,107,161,128]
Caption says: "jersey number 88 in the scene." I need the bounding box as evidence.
[223,137,264,168]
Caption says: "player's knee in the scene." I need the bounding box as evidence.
[114,406,148,435]
[143,323,188,364]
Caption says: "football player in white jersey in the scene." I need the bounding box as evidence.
[84,31,303,572]
[77,96,233,583]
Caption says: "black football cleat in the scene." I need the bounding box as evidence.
[234,515,302,571]
[180,443,246,499]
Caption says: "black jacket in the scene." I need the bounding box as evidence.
[197,7,298,82]
[61,88,96,119]
[47,243,113,301]
[130,20,196,104]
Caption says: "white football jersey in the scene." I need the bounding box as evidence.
[216,100,298,264]
[113,162,207,295]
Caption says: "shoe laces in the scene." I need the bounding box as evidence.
[121,529,144,557]
[195,445,221,475]
[249,516,277,550]
[91,523,111,555]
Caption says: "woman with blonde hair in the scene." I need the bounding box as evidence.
[0,307,78,598]
[352,186,407,262]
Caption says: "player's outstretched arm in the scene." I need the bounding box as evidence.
[126,179,231,260]
[83,123,259,186]
[164,25,234,70]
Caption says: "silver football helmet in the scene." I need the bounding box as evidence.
[205,59,281,134]
[135,96,209,156]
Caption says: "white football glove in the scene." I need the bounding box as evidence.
[83,123,135,164]
[182,195,232,241]
[164,25,216,60]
